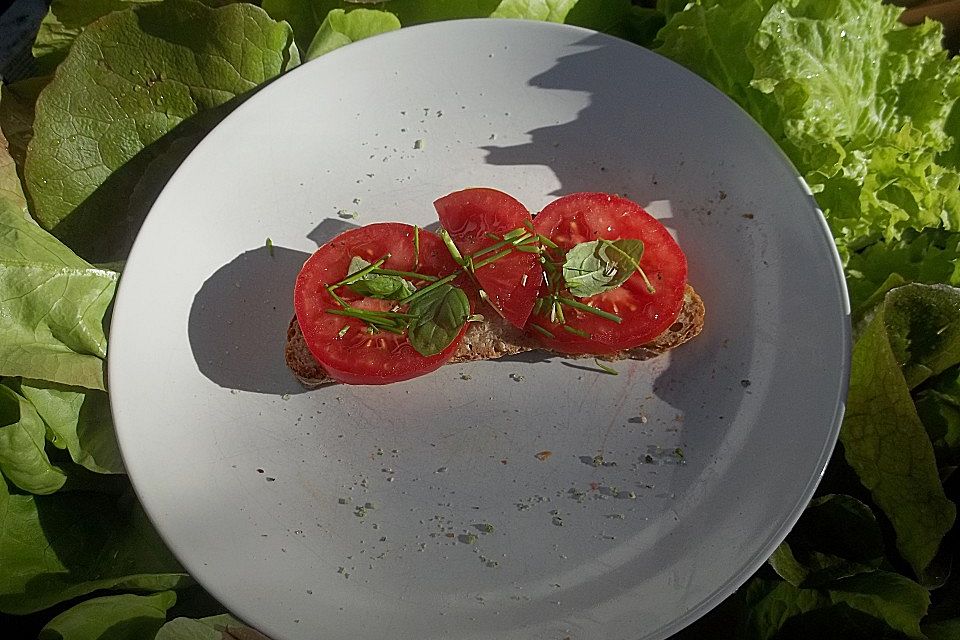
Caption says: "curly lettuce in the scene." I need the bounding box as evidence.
[656,0,960,260]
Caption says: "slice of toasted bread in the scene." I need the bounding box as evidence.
[286,284,705,387]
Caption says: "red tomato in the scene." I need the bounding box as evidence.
[529,193,687,354]
[434,188,543,327]
[294,223,469,384]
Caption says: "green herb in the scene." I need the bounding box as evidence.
[413,225,420,268]
[337,210,359,220]
[558,296,622,324]
[374,267,437,281]
[332,254,390,288]
[562,239,653,297]
[530,323,554,339]
[438,228,465,265]
[265,237,274,256]
[594,359,618,375]
[337,325,349,338]
[406,284,470,356]
[344,256,417,300]
[414,139,424,149]
[562,325,590,338]
[472,248,513,270]
[477,523,495,533]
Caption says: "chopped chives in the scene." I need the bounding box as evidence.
[563,325,591,338]
[594,359,619,375]
[530,323,554,338]
[558,297,622,323]
[473,248,513,270]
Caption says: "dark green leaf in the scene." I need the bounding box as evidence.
[37,591,176,640]
[562,239,644,297]
[769,494,883,587]
[917,366,960,470]
[406,283,469,356]
[0,77,48,173]
[924,618,960,640]
[0,480,188,615]
[345,257,415,301]
[841,284,958,578]
[881,284,960,389]
[155,614,270,640]
[826,571,929,639]
[741,579,829,640]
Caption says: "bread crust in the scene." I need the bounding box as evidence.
[286,284,705,387]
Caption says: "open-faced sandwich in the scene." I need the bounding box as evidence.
[286,189,704,386]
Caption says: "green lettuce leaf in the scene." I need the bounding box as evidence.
[155,614,269,640]
[827,571,930,639]
[37,591,176,640]
[264,0,502,51]
[656,0,960,260]
[741,579,830,640]
[32,1,163,73]
[0,202,117,390]
[0,480,188,615]
[0,109,26,211]
[24,0,300,261]
[355,0,500,26]
[261,0,330,50]
[769,494,883,588]
[305,8,401,61]
[740,571,929,640]
[562,0,634,39]
[0,384,67,495]
[20,380,123,475]
[490,0,578,21]
[846,228,960,315]
[0,76,48,177]
[916,364,960,470]
[924,618,960,640]
[840,284,958,577]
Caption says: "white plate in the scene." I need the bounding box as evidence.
[109,19,850,640]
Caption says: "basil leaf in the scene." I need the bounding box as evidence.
[562,239,644,297]
[346,257,416,301]
[406,283,469,356]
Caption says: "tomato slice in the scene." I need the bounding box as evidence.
[294,223,469,384]
[529,193,687,355]
[434,188,543,327]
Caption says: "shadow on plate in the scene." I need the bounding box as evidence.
[188,245,311,395]
[188,218,363,395]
